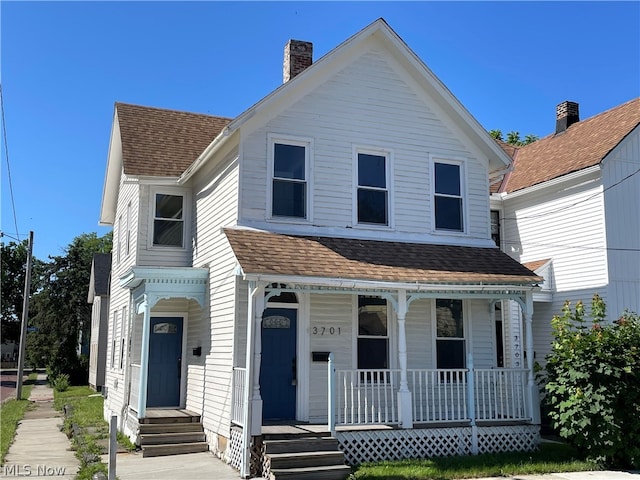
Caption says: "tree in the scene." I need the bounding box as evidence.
[1,239,43,346]
[489,129,539,146]
[544,295,640,468]
[28,232,112,382]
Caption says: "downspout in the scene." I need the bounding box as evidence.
[121,294,135,431]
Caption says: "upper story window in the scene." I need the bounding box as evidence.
[153,191,184,247]
[434,160,464,232]
[356,150,390,226]
[269,135,311,220]
[435,299,465,369]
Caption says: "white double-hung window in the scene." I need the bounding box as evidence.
[269,135,311,220]
[433,159,465,232]
[151,188,186,248]
[435,299,466,370]
[355,148,391,226]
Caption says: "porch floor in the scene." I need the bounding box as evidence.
[141,408,200,423]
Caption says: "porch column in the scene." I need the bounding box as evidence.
[523,292,541,424]
[137,295,150,418]
[396,290,413,428]
[251,286,266,435]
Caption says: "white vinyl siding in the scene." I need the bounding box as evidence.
[239,48,491,245]
[602,126,640,317]
[189,150,240,436]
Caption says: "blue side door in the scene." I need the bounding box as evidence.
[260,308,297,421]
[147,317,183,408]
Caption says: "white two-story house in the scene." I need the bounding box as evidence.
[493,98,640,363]
[99,19,542,479]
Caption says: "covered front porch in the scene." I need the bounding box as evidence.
[224,228,543,478]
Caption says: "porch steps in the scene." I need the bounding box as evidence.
[263,435,351,480]
[139,411,208,458]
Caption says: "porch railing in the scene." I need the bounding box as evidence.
[332,368,529,426]
[474,368,528,421]
[129,364,140,412]
[336,369,400,426]
[231,367,246,426]
[408,369,468,423]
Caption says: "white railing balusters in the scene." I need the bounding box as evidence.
[231,367,246,426]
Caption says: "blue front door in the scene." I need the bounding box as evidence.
[260,308,297,421]
[147,317,183,407]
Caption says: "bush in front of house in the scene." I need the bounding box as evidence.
[544,294,640,468]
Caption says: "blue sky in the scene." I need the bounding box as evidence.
[1,1,638,260]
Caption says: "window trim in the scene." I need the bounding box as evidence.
[430,156,467,235]
[266,133,313,223]
[352,145,394,229]
[431,299,468,372]
[148,186,189,250]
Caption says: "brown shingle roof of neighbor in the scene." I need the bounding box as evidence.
[523,259,551,272]
[116,102,232,177]
[224,228,542,286]
[502,97,640,193]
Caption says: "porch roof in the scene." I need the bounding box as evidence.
[224,228,541,288]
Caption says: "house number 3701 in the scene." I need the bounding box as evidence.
[312,326,342,335]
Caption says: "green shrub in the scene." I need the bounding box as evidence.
[544,294,640,468]
[52,373,70,392]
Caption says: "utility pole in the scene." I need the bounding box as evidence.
[16,230,34,400]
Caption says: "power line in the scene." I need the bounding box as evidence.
[0,84,20,241]
[501,167,640,222]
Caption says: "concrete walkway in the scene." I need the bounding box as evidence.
[2,373,79,479]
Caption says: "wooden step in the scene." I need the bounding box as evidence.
[268,450,346,469]
[139,422,204,434]
[140,431,206,445]
[140,414,201,425]
[264,437,340,454]
[269,464,352,480]
[141,442,208,458]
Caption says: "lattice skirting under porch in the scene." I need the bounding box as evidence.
[227,426,264,477]
[336,424,540,465]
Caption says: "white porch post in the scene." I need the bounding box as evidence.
[396,290,413,428]
[137,295,150,418]
[523,292,541,424]
[251,287,265,435]
[467,352,478,454]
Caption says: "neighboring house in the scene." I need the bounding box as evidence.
[87,253,112,391]
[99,19,544,478]
[493,98,640,362]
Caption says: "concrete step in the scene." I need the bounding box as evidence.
[268,450,346,469]
[140,431,206,445]
[141,442,208,458]
[264,437,340,454]
[139,422,204,434]
[269,464,352,480]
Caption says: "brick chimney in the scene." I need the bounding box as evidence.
[555,101,580,134]
[283,39,313,83]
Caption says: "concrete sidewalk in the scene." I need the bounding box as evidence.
[2,373,78,479]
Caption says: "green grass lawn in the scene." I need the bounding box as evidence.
[350,443,597,479]
[0,372,38,464]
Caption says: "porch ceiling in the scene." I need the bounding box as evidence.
[224,228,542,288]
